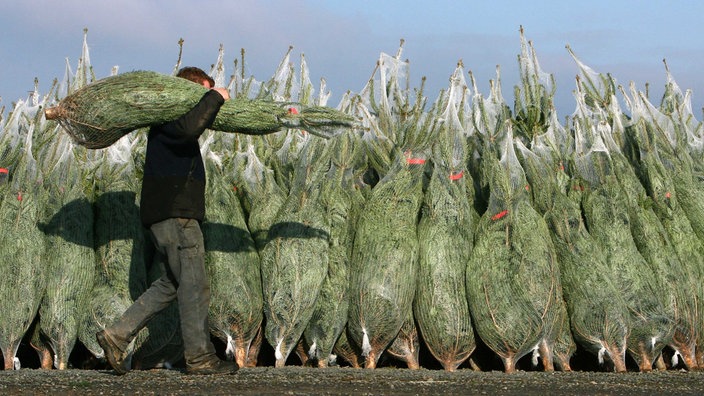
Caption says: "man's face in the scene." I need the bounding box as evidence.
[201,79,212,89]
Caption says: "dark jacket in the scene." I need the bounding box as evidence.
[140,90,225,226]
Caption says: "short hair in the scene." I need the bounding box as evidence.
[176,67,215,87]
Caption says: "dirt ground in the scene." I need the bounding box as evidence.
[1,366,704,396]
[4,335,703,395]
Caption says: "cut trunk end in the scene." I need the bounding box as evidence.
[611,353,628,373]
[695,345,704,369]
[670,342,698,370]
[603,343,627,373]
[44,106,61,120]
[3,355,14,370]
[235,345,247,369]
[364,351,378,369]
[295,340,309,366]
[245,327,264,368]
[502,355,516,373]
[636,342,654,372]
[554,354,572,372]
[30,341,53,370]
[539,341,555,372]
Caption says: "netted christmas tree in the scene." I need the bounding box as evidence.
[572,110,674,371]
[466,125,566,373]
[36,125,96,370]
[620,81,704,369]
[302,129,366,367]
[347,47,433,368]
[0,98,47,370]
[201,135,263,368]
[45,70,355,149]
[259,136,332,367]
[413,61,478,371]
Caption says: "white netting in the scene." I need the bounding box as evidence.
[622,81,677,149]
[268,47,297,102]
[357,43,411,118]
[518,27,554,96]
[445,61,472,122]
[499,124,528,196]
[572,80,613,187]
[567,44,619,113]
[209,44,227,89]
[298,53,313,105]
[472,66,510,142]
[0,100,27,165]
[242,144,267,189]
[532,109,569,162]
[55,33,97,103]
[15,124,39,193]
[200,133,223,169]
[378,49,410,113]
[568,46,605,97]
[663,61,699,124]
[662,63,703,152]
[57,59,73,100]
[317,76,331,108]
[70,29,95,96]
[574,126,611,188]
[436,61,471,170]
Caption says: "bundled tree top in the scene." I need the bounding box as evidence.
[44,71,356,149]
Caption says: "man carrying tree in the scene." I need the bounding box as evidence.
[96,66,238,376]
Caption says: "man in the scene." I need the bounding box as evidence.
[96,66,238,375]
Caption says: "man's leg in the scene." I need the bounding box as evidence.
[100,217,235,374]
[165,218,217,364]
[164,218,237,374]
[97,224,178,374]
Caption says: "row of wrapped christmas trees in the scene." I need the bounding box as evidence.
[1,28,703,373]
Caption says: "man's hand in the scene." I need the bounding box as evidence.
[211,87,230,100]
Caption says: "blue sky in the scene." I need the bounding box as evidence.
[1,1,703,119]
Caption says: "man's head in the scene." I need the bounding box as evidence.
[176,67,215,88]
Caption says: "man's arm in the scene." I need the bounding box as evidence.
[160,89,227,141]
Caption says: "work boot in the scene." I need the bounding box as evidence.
[186,358,239,375]
[96,330,129,375]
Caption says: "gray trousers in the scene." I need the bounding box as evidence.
[108,217,216,366]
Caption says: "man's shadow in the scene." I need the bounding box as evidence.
[38,191,148,299]
[265,221,329,242]
[201,222,258,253]
[39,192,330,269]
[202,221,328,253]
[37,197,94,248]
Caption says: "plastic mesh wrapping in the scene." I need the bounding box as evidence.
[622,87,704,368]
[238,143,288,251]
[545,190,630,371]
[37,134,95,369]
[466,129,566,372]
[572,94,676,369]
[347,149,427,368]
[202,146,263,368]
[413,63,477,371]
[259,138,331,366]
[0,101,46,370]
[46,71,355,149]
[302,131,366,367]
